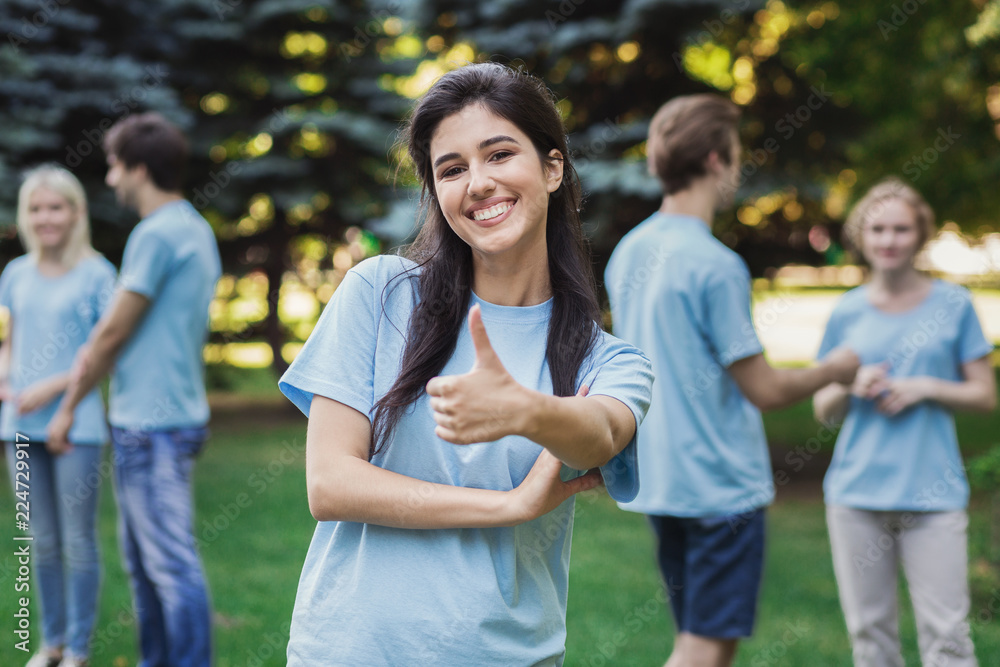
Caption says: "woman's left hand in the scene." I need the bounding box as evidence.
[875,376,933,416]
[16,377,64,416]
[427,304,532,444]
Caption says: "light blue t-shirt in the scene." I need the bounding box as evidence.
[817,280,993,511]
[0,254,116,445]
[605,213,772,517]
[278,255,652,666]
[111,200,221,431]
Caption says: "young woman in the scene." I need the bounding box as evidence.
[278,62,653,665]
[1,166,117,667]
[814,178,996,667]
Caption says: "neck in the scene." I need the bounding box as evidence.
[137,187,184,219]
[38,244,69,265]
[658,180,719,229]
[868,265,924,293]
[471,245,551,307]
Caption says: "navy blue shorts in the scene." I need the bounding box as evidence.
[648,508,766,639]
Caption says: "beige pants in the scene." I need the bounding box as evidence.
[826,505,978,667]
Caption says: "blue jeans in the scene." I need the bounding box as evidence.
[5,441,104,659]
[112,427,212,667]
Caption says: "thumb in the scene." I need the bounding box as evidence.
[468,304,500,369]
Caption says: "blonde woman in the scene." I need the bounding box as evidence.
[814,178,996,666]
[1,166,116,667]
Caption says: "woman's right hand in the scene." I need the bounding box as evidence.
[507,383,602,524]
[509,449,602,524]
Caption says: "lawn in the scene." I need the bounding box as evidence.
[1,372,999,666]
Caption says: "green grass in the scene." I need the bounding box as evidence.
[1,374,999,665]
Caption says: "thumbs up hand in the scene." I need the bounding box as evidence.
[426,304,529,444]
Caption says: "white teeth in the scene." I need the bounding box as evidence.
[472,202,513,221]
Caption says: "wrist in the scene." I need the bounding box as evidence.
[516,387,548,440]
[918,376,939,403]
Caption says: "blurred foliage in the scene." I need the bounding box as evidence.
[1,0,999,374]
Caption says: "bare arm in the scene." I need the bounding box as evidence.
[57,289,149,412]
[520,393,636,470]
[0,325,11,401]
[813,363,891,424]
[47,289,150,451]
[876,356,997,416]
[426,305,637,470]
[728,347,860,413]
[305,394,600,527]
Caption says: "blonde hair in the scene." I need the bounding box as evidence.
[16,165,96,267]
[844,177,936,256]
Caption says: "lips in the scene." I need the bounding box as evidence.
[465,198,517,227]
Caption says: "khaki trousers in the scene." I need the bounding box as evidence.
[826,505,978,667]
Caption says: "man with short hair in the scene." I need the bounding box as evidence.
[50,112,220,667]
[605,94,860,667]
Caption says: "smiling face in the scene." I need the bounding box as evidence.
[429,104,563,267]
[861,197,923,272]
[27,186,76,253]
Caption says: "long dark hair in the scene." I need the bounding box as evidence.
[370,62,601,456]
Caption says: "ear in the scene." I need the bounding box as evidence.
[545,149,564,194]
[704,150,723,175]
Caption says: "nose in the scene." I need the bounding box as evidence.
[105,168,116,187]
[466,162,495,197]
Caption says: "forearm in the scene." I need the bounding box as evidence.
[307,455,518,528]
[46,372,72,392]
[521,392,625,470]
[58,331,123,413]
[761,364,837,412]
[923,376,996,413]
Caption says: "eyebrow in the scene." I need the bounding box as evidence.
[432,135,520,169]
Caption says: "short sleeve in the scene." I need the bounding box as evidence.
[0,261,15,311]
[279,267,377,419]
[705,266,763,367]
[817,301,846,360]
[119,231,173,299]
[578,335,654,503]
[956,293,994,363]
[90,259,118,324]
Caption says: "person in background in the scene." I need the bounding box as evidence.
[605,93,860,667]
[814,178,995,667]
[1,165,116,667]
[48,113,221,667]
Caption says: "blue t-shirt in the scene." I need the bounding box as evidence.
[111,200,221,430]
[0,254,116,444]
[817,280,993,511]
[605,213,772,517]
[278,255,652,666]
